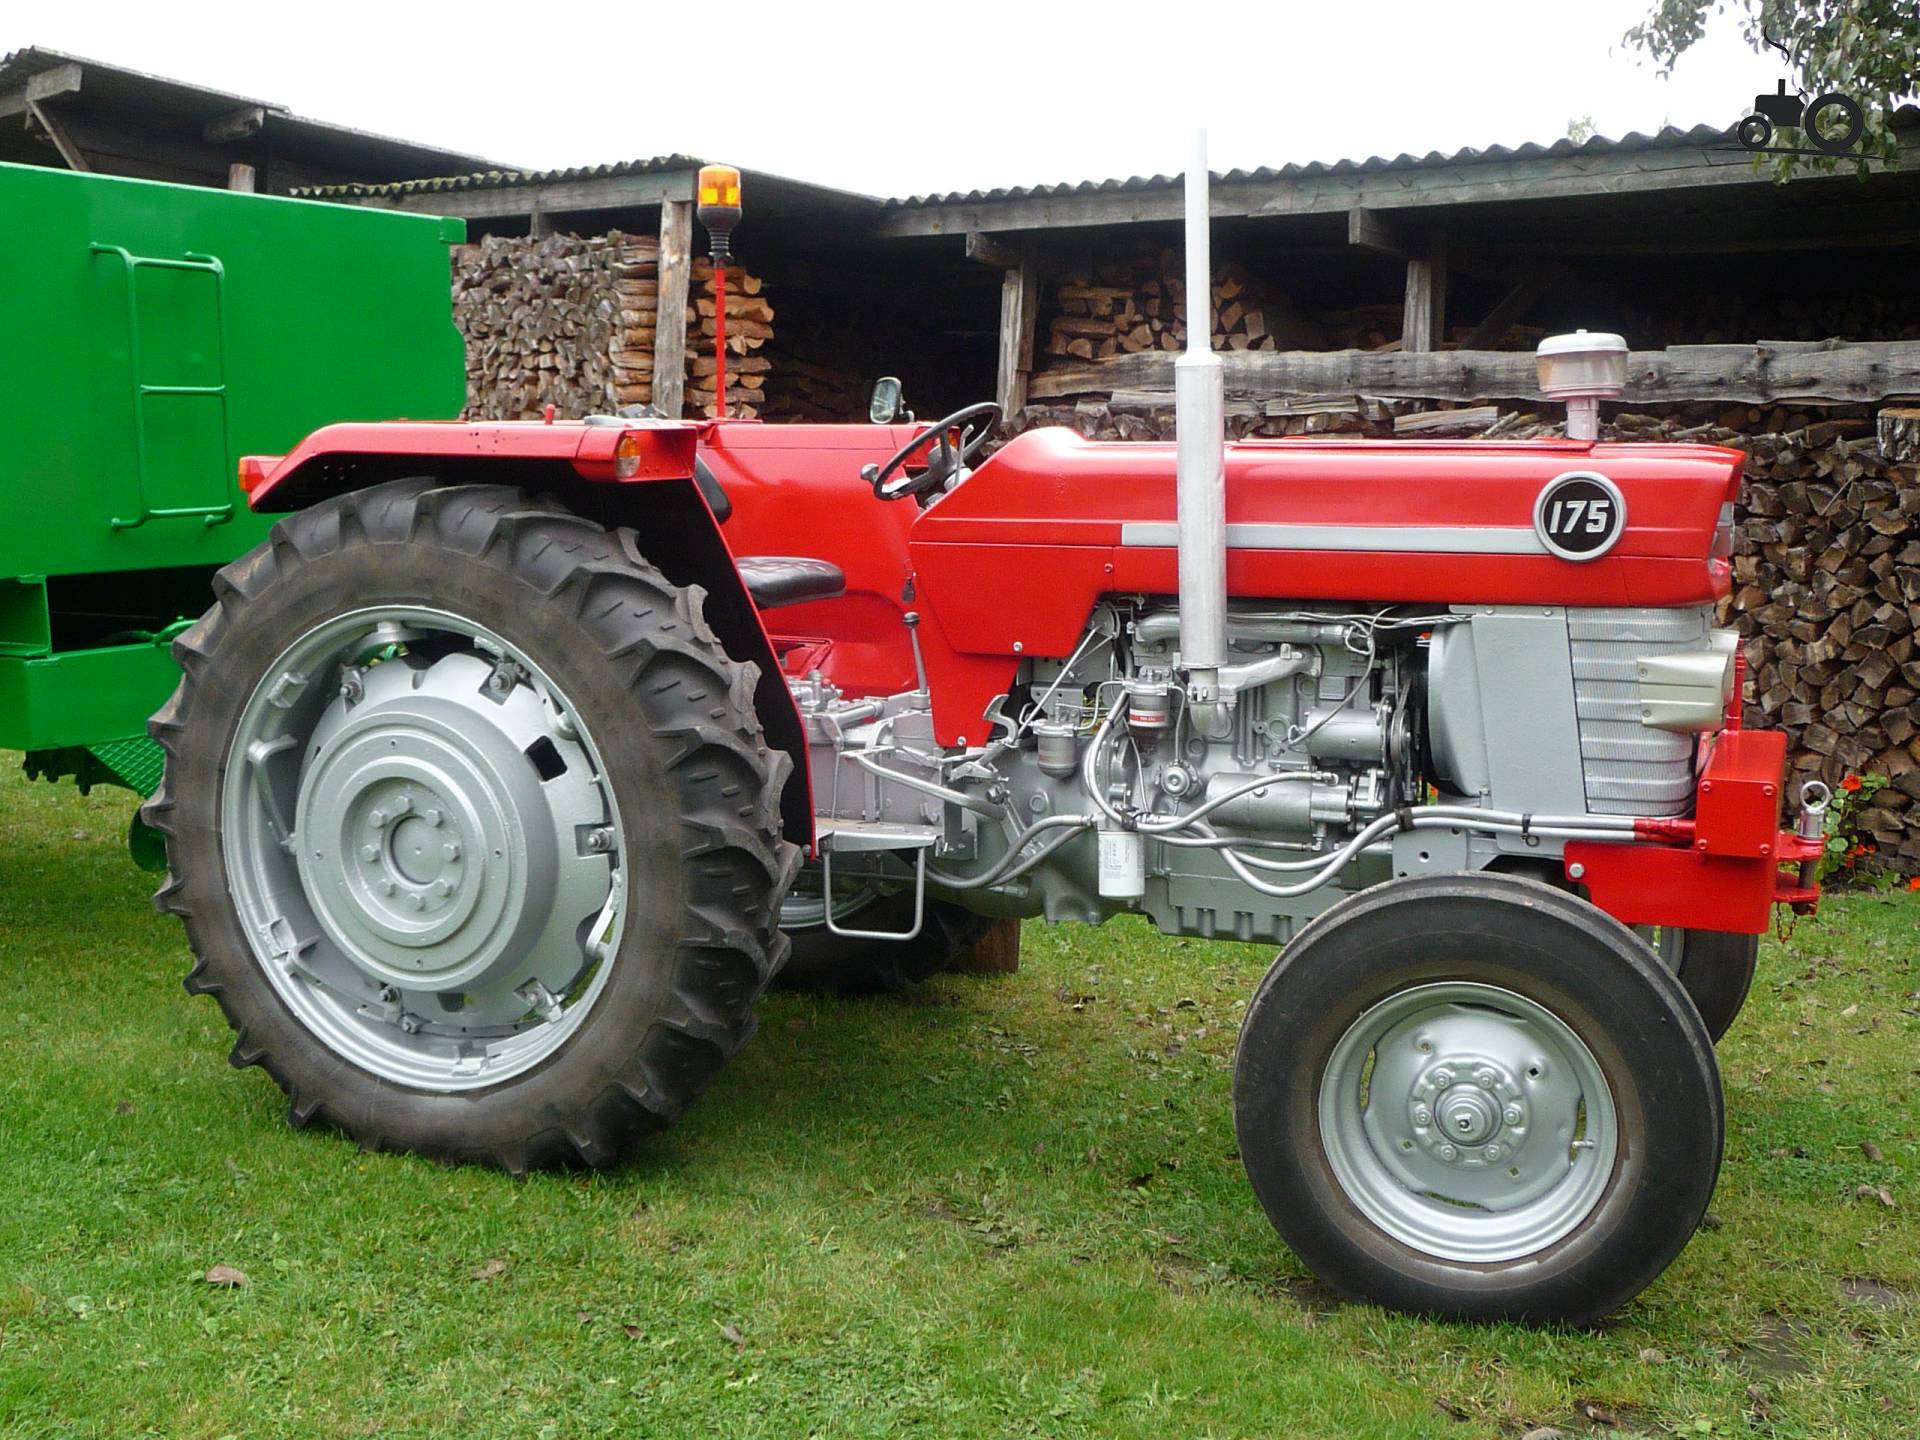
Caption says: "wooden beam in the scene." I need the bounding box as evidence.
[1347,207,1411,258]
[0,62,81,119]
[995,245,1038,418]
[227,162,256,193]
[34,113,232,183]
[1462,269,1554,350]
[204,105,267,143]
[25,100,90,173]
[871,132,1920,239]
[1401,232,1447,353]
[1026,340,1920,408]
[965,231,1024,268]
[653,198,693,418]
[358,170,694,220]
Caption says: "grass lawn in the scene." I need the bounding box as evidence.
[0,756,1915,1439]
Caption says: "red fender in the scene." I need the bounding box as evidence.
[239,419,815,846]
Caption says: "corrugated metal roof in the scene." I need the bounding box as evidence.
[885,109,1920,208]
[296,154,704,199]
[0,45,502,179]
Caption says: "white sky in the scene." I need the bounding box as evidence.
[15,0,1773,196]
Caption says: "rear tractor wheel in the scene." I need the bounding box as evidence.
[1234,873,1722,1325]
[145,480,799,1170]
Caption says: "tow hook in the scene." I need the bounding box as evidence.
[1795,780,1831,890]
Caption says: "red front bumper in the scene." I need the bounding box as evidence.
[1564,728,1822,935]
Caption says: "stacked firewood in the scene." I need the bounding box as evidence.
[453,231,645,419]
[759,357,869,421]
[1004,398,1920,872]
[450,235,774,420]
[608,239,662,409]
[1044,257,1336,361]
[687,258,773,418]
[1730,416,1920,868]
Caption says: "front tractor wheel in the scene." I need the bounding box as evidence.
[145,480,799,1171]
[1234,873,1722,1325]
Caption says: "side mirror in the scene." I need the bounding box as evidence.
[869,376,903,424]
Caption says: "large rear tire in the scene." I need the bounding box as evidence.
[145,480,799,1171]
[1234,873,1722,1325]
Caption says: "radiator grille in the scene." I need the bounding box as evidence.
[1568,606,1709,816]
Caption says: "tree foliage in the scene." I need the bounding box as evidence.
[1626,0,1917,170]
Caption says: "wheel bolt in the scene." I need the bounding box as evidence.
[393,794,412,814]
[443,842,462,861]
[584,826,615,854]
[1485,1143,1503,1161]
[1503,1104,1523,1125]
[1438,1143,1457,1161]
[1432,1069,1454,1089]
[370,809,387,826]
[361,844,379,862]
[407,893,424,911]
[1474,1068,1498,1088]
[377,879,395,896]
[425,809,444,828]
[434,879,455,897]
[1413,1106,1431,1126]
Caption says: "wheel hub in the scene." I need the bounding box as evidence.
[222,607,625,1093]
[297,679,559,993]
[1409,1057,1529,1165]
[1321,980,1619,1263]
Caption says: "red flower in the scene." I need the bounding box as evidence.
[1909,877,1920,892]
[1841,774,1863,792]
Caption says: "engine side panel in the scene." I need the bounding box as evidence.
[908,427,1741,744]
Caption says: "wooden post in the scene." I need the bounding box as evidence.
[654,197,693,418]
[227,162,256,193]
[25,99,89,172]
[1402,232,1447,353]
[528,205,552,239]
[995,246,1037,420]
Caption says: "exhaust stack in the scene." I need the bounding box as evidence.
[1175,127,1228,704]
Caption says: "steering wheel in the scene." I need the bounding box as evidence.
[862,401,1003,502]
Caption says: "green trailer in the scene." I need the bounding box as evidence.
[0,161,466,858]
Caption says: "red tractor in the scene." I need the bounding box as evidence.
[146,153,1823,1325]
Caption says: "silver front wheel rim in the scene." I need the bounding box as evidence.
[221,606,625,1092]
[1318,981,1619,1263]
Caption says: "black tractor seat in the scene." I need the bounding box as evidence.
[735,555,846,610]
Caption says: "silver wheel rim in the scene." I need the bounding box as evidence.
[221,606,625,1092]
[779,880,879,932]
[1318,981,1619,1263]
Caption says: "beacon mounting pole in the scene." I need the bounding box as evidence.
[695,165,742,419]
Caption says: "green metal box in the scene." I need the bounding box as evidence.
[0,161,465,790]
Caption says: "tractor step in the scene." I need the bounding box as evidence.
[813,817,940,853]
[815,818,936,942]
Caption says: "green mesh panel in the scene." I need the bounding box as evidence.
[87,735,166,796]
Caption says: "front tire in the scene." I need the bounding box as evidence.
[1234,873,1721,1325]
[145,480,799,1171]
[1660,928,1760,1042]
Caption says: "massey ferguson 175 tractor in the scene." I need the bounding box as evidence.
[147,146,1825,1325]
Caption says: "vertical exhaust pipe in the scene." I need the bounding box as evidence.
[1175,127,1228,704]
